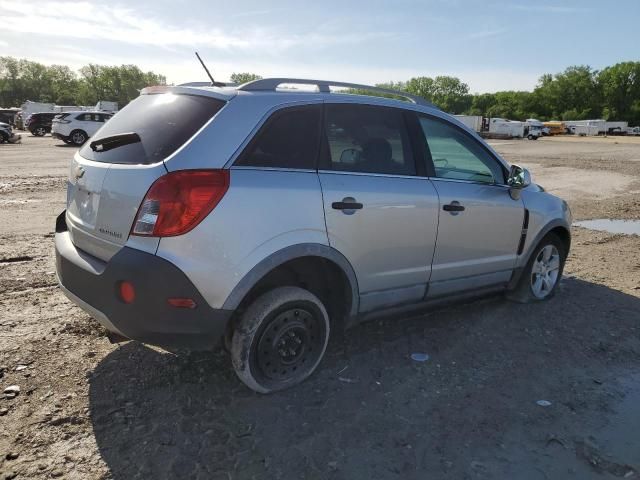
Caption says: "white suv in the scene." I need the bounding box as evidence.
[52,111,113,146]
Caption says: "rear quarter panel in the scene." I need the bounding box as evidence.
[155,169,328,309]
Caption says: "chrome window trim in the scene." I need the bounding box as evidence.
[428,176,511,189]
[230,166,317,174]
[318,169,425,180]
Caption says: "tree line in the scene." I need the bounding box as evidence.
[373,62,639,124]
[0,57,167,108]
[1,57,639,125]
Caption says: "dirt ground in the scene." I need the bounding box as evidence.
[1,134,640,480]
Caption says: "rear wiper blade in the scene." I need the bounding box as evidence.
[90,132,140,152]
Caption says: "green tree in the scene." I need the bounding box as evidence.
[0,57,165,108]
[405,76,471,113]
[597,62,640,123]
[532,65,601,120]
[230,72,262,84]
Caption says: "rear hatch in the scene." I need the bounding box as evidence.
[51,113,69,134]
[66,89,228,261]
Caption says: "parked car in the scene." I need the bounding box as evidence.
[51,111,113,145]
[26,112,59,136]
[0,122,21,144]
[55,78,572,393]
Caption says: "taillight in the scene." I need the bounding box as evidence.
[131,169,229,237]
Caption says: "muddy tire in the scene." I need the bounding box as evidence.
[507,232,566,303]
[231,286,330,394]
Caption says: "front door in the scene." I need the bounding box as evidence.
[416,115,525,297]
[319,103,440,312]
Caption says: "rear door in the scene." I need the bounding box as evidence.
[318,103,440,312]
[415,114,525,297]
[74,113,92,133]
[85,113,105,137]
[66,92,226,261]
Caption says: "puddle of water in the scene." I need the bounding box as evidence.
[574,219,640,235]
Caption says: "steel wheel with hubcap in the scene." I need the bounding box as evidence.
[231,286,330,393]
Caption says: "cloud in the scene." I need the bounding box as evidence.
[0,0,395,52]
[508,4,590,13]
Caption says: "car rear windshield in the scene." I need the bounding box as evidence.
[79,93,226,164]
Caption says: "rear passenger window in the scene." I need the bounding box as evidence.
[323,104,415,176]
[235,105,321,169]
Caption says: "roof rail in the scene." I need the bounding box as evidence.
[178,81,238,87]
[237,78,434,107]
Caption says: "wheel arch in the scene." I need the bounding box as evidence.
[222,243,360,322]
[508,219,571,290]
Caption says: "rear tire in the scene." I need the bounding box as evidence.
[33,126,46,137]
[231,286,330,394]
[70,130,87,146]
[507,233,566,303]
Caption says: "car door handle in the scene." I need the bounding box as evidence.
[332,198,363,210]
[443,202,465,212]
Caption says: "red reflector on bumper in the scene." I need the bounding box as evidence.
[118,281,136,304]
[167,298,197,309]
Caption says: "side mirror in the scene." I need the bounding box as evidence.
[507,164,531,189]
[340,148,361,164]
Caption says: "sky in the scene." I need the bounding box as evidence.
[1,0,638,93]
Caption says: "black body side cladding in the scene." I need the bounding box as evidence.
[55,211,231,351]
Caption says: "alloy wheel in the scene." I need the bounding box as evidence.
[530,245,560,299]
[72,132,86,145]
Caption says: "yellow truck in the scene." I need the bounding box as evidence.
[543,121,565,135]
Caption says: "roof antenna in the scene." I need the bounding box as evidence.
[195,52,225,87]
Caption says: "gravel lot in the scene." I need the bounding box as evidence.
[1,134,640,480]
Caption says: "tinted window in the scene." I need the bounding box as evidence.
[418,116,504,184]
[235,105,321,169]
[324,104,415,175]
[80,93,225,165]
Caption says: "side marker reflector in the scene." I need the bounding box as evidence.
[167,298,197,309]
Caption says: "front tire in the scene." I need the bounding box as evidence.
[231,286,330,393]
[33,126,46,137]
[507,233,566,303]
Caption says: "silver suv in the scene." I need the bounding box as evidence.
[55,78,571,393]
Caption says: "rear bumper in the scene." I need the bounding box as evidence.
[54,211,232,350]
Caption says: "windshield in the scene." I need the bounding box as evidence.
[79,93,225,164]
